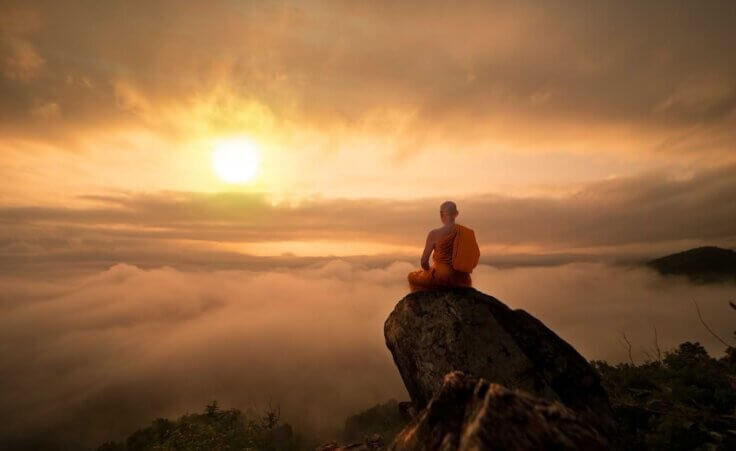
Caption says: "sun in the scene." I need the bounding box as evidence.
[212,138,260,183]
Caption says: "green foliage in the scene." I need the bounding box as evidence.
[592,341,736,450]
[341,399,408,444]
[97,401,309,451]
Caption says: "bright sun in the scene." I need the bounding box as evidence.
[212,138,260,183]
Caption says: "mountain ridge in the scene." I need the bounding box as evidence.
[647,246,736,283]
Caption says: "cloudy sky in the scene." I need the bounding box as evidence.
[1,1,736,447]
[2,0,735,263]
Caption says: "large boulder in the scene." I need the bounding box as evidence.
[389,371,609,450]
[384,287,615,435]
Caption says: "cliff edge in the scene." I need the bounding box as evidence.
[384,287,616,447]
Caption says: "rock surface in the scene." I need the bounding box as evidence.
[384,287,615,434]
[389,371,609,450]
[318,433,385,450]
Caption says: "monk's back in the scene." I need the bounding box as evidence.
[431,224,458,266]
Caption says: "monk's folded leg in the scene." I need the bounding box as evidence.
[408,269,434,292]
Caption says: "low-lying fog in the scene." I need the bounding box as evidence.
[1,259,734,446]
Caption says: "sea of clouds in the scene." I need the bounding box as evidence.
[1,259,734,446]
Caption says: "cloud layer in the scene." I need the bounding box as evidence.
[1,259,734,447]
[2,164,736,272]
[1,1,735,159]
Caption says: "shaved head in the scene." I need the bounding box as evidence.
[440,201,458,214]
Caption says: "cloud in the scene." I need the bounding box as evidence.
[0,7,44,81]
[0,259,733,447]
[0,260,411,446]
[2,163,736,273]
[2,37,44,81]
[28,100,59,118]
[1,1,735,158]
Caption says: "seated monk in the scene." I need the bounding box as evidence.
[407,201,474,293]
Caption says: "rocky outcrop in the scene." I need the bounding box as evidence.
[389,371,609,450]
[384,287,615,435]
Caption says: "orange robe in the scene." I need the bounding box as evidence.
[407,225,472,293]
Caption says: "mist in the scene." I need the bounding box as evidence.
[1,259,734,447]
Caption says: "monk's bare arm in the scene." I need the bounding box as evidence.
[420,230,435,270]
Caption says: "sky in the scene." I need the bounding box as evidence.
[1,0,736,448]
[1,0,736,261]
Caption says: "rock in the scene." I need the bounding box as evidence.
[384,287,615,435]
[317,434,385,450]
[389,371,609,450]
[365,434,386,449]
[397,401,417,421]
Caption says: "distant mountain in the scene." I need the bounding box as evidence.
[647,246,736,282]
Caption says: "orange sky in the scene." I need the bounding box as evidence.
[2,0,736,262]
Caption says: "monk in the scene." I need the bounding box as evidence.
[407,201,474,293]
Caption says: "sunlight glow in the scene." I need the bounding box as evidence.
[212,138,260,183]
